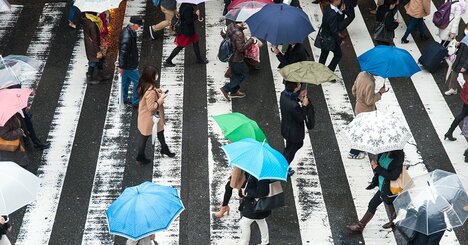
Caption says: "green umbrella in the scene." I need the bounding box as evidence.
[279,61,340,85]
[213,112,267,142]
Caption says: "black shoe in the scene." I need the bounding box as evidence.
[401,39,409,44]
[366,182,377,190]
[34,142,50,150]
[149,26,157,40]
[161,146,176,158]
[164,60,176,67]
[196,58,209,64]
[288,169,295,177]
[465,155,468,163]
[444,133,457,141]
[136,155,151,165]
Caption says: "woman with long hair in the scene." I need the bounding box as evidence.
[136,66,174,164]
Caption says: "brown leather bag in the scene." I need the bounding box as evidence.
[0,137,21,152]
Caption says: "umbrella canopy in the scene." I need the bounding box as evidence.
[222,138,289,181]
[73,0,122,13]
[0,161,40,215]
[177,0,209,4]
[0,0,11,11]
[279,61,340,85]
[357,45,420,78]
[245,3,314,45]
[106,182,184,240]
[225,1,267,22]
[394,170,468,235]
[227,0,272,11]
[0,88,32,127]
[213,112,267,142]
[0,55,41,89]
[344,111,412,154]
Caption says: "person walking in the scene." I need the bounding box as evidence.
[444,24,468,96]
[374,0,399,45]
[273,42,309,69]
[0,216,12,245]
[213,167,245,218]
[437,0,463,47]
[348,72,387,159]
[339,0,357,31]
[136,66,174,164]
[163,3,208,67]
[280,81,311,176]
[0,113,30,167]
[347,150,404,232]
[119,16,143,108]
[318,0,344,72]
[401,0,431,43]
[239,173,270,245]
[149,0,177,39]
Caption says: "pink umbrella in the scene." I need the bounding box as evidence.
[0,88,31,127]
[227,0,272,11]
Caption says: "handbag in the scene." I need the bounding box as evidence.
[0,137,21,152]
[373,12,394,43]
[314,26,336,51]
[253,181,285,212]
[390,167,413,195]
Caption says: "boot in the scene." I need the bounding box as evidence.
[382,205,396,229]
[444,132,457,141]
[164,47,183,67]
[96,69,112,81]
[346,211,374,232]
[136,154,151,165]
[158,130,175,157]
[86,72,99,85]
[463,148,468,156]
[214,205,230,218]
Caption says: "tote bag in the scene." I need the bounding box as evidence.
[254,181,285,212]
[390,167,413,195]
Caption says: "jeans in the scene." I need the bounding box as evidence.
[283,140,304,164]
[152,6,175,31]
[239,217,269,245]
[319,46,342,72]
[88,60,104,75]
[68,0,77,23]
[223,61,248,93]
[121,69,140,105]
[402,17,426,41]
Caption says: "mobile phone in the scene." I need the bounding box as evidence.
[165,89,169,94]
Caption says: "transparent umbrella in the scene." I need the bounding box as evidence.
[394,169,468,235]
[225,1,267,22]
[0,55,41,89]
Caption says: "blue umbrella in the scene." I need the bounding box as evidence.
[357,45,420,78]
[222,138,289,181]
[106,182,184,240]
[245,3,314,45]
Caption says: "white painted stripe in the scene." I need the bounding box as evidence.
[204,1,240,244]
[22,3,65,92]
[0,5,22,48]
[348,4,460,243]
[15,32,88,245]
[150,28,185,245]
[266,27,333,245]
[81,1,146,244]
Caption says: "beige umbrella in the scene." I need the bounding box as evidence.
[279,61,339,85]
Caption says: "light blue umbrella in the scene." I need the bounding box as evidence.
[106,182,184,240]
[357,45,420,78]
[222,138,289,181]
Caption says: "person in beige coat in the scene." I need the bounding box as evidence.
[348,71,387,159]
[136,66,174,164]
[401,0,431,43]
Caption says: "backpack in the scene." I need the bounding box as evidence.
[433,0,458,29]
[171,13,182,35]
[218,29,241,62]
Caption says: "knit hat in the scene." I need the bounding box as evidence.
[130,16,143,26]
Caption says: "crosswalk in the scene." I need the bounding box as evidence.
[1,0,467,244]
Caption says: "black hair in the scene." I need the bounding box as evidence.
[284,80,299,92]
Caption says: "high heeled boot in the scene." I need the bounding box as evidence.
[346,211,374,232]
[214,205,230,218]
[158,130,175,157]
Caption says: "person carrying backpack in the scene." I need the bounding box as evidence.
[437,0,464,47]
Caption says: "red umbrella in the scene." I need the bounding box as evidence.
[227,0,272,12]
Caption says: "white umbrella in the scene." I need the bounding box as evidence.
[73,0,122,13]
[0,55,41,89]
[0,161,40,215]
[0,0,11,12]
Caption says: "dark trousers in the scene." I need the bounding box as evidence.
[223,61,248,93]
[368,190,394,214]
[402,17,426,41]
[23,112,40,145]
[339,6,355,31]
[283,140,304,164]
[166,42,203,63]
[319,46,342,72]
[137,132,150,157]
[447,103,468,135]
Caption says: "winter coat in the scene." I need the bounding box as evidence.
[230,29,254,63]
[179,3,197,37]
[276,43,309,68]
[138,87,165,136]
[438,1,462,41]
[0,113,30,166]
[405,0,431,18]
[376,5,399,34]
[280,91,308,143]
[82,17,101,62]
[240,174,271,219]
[352,72,381,115]
[321,5,342,48]
[375,150,404,203]
[453,42,468,73]
[118,25,139,70]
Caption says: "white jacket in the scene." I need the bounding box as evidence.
[438,0,463,41]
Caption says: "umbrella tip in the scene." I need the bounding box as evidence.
[262,139,266,145]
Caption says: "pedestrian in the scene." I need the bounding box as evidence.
[349,71,387,159]
[437,0,464,47]
[219,24,255,100]
[0,216,12,245]
[239,173,270,245]
[136,66,174,165]
[149,0,177,39]
[280,81,311,176]
[118,16,143,108]
[273,42,308,69]
[126,234,158,245]
[0,113,30,167]
[213,167,245,218]
[374,0,399,45]
[82,12,111,85]
[407,204,446,245]
[318,0,344,72]
[401,0,431,43]
[339,0,357,32]
[68,0,78,29]
[163,3,208,67]
[347,150,404,232]
[444,25,468,96]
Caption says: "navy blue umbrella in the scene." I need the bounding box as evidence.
[245,3,314,45]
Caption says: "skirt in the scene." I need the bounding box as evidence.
[174,33,199,47]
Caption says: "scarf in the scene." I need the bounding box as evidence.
[85,13,103,32]
[377,153,393,191]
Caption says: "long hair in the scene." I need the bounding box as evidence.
[137,66,159,99]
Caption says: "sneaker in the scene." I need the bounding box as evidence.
[149,26,157,40]
[220,87,230,101]
[229,91,246,99]
[163,60,176,67]
[444,88,457,96]
[401,39,409,44]
[348,152,365,159]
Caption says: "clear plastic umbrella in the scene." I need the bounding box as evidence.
[394,169,468,235]
[0,0,11,11]
[225,1,267,22]
[0,55,41,89]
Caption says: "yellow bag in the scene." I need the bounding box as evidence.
[0,137,20,152]
[390,167,413,195]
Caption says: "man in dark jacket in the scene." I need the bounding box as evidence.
[82,12,108,85]
[273,43,308,69]
[118,16,142,107]
[280,81,310,176]
[220,27,255,100]
[318,0,343,72]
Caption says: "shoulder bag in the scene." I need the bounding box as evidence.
[314,26,337,51]
[254,181,285,212]
[373,12,394,43]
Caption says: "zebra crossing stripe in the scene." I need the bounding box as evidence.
[0,5,22,51]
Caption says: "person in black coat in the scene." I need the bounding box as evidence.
[0,216,12,244]
[164,3,208,67]
[280,81,310,176]
[239,173,271,245]
[273,43,309,69]
[339,0,357,31]
[374,0,399,45]
[318,0,344,72]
